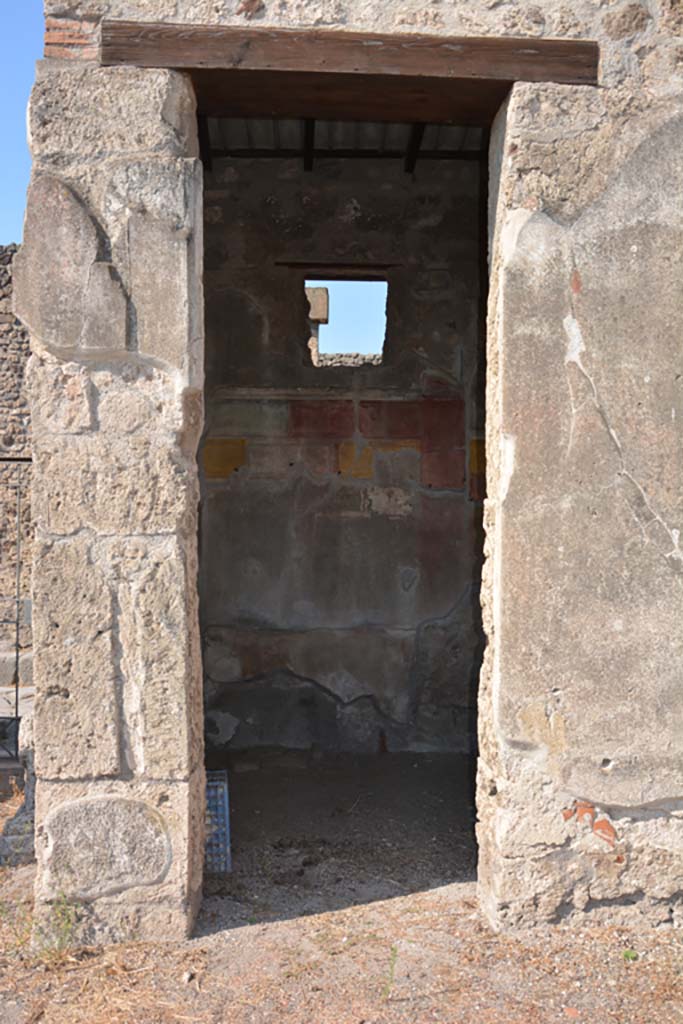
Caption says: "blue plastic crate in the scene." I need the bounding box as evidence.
[205,769,232,874]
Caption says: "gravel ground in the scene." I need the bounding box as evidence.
[1,753,682,1023]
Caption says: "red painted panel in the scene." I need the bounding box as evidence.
[359,400,422,439]
[421,448,466,489]
[421,398,466,451]
[290,399,354,439]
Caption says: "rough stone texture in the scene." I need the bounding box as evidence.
[478,85,683,930]
[201,158,485,755]
[17,52,205,943]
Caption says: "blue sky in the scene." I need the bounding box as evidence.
[307,280,387,355]
[1,3,44,243]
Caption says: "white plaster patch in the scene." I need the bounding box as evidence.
[499,435,516,504]
[362,487,414,517]
[563,313,586,368]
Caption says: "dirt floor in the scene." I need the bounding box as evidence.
[1,752,682,1024]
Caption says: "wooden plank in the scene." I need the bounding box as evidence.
[101,21,599,87]
[190,68,511,125]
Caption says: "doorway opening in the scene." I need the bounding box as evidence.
[198,110,487,915]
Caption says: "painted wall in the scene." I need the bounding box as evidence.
[200,157,485,754]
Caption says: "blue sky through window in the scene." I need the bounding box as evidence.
[306,279,387,356]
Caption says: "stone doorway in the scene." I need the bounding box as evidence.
[17,13,683,944]
[198,114,488,904]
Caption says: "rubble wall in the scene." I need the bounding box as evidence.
[0,246,32,712]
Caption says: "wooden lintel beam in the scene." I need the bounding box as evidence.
[404,123,426,174]
[101,21,599,87]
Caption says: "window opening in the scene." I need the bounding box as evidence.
[306,279,387,367]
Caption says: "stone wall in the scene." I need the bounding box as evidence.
[201,158,485,756]
[0,245,32,718]
[14,57,205,943]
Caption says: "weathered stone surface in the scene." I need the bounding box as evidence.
[94,536,202,779]
[129,206,202,376]
[28,63,198,163]
[13,176,100,351]
[27,355,95,435]
[478,86,683,928]
[32,434,196,536]
[33,771,204,944]
[32,538,120,780]
[42,798,172,898]
[80,262,128,350]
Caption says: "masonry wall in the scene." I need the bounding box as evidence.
[28,0,683,937]
[0,245,32,714]
[200,158,485,755]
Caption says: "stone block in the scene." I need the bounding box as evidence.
[289,399,354,439]
[128,184,203,376]
[34,770,204,944]
[32,538,120,780]
[41,797,172,900]
[13,176,100,351]
[32,435,196,536]
[95,536,202,779]
[80,263,128,351]
[27,355,95,435]
[28,64,198,164]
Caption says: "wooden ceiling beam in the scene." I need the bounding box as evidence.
[100,22,599,88]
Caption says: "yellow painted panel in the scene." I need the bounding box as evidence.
[338,441,374,479]
[469,438,486,475]
[203,438,247,478]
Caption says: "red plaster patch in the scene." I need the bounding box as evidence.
[290,400,354,440]
[422,399,466,451]
[359,401,422,439]
[562,807,576,822]
[593,818,617,848]
[421,448,466,490]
